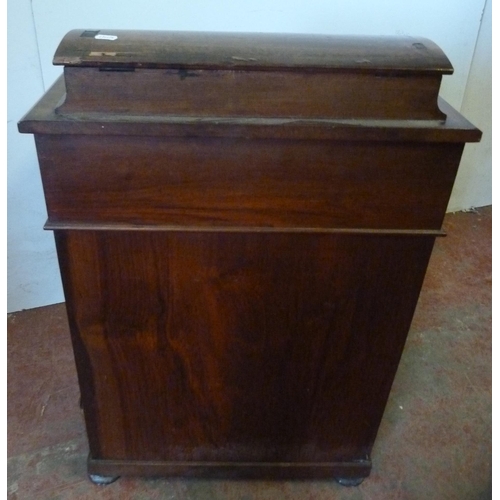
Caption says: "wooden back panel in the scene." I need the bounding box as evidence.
[36,134,464,231]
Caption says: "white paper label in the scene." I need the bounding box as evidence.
[95,34,118,41]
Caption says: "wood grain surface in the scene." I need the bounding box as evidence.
[55,230,435,467]
[19,77,482,144]
[36,134,463,231]
[57,67,445,120]
[19,30,482,481]
[53,30,453,74]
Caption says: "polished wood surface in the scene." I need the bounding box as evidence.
[56,231,434,473]
[52,31,453,120]
[54,30,453,74]
[57,67,445,119]
[36,133,464,231]
[19,77,481,143]
[18,30,481,482]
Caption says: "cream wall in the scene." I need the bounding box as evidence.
[7,0,65,312]
[448,0,491,212]
[8,0,491,312]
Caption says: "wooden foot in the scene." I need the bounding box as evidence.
[335,476,365,487]
[88,474,119,485]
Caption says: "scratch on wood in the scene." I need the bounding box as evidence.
[60,57,82,65]
[40,394,51,416]
[231,56,258,62]
[89,52,117,57]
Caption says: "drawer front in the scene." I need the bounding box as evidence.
[36,134,463,231]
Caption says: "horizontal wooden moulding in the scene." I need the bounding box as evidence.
[18,78,482,143]
[88,456,372,480]
[45,220,446,236]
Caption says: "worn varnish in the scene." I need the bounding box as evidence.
[19,29,481,484]
[53,31,450,120]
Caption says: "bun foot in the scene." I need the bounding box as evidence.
[89,474,119,485]
[335,476,365,487]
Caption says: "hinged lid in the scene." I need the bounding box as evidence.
[20,29,482,141]
[50,29,455,121]
[54,29,453,74]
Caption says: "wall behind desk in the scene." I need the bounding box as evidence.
[7,0,491,312]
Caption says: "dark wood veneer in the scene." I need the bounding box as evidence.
[56,231,433,462]
[36,134,463,230]
[19,29,481,484]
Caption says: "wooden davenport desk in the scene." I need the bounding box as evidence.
[19,30,481,486]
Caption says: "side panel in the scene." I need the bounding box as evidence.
[54,230,435,464]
